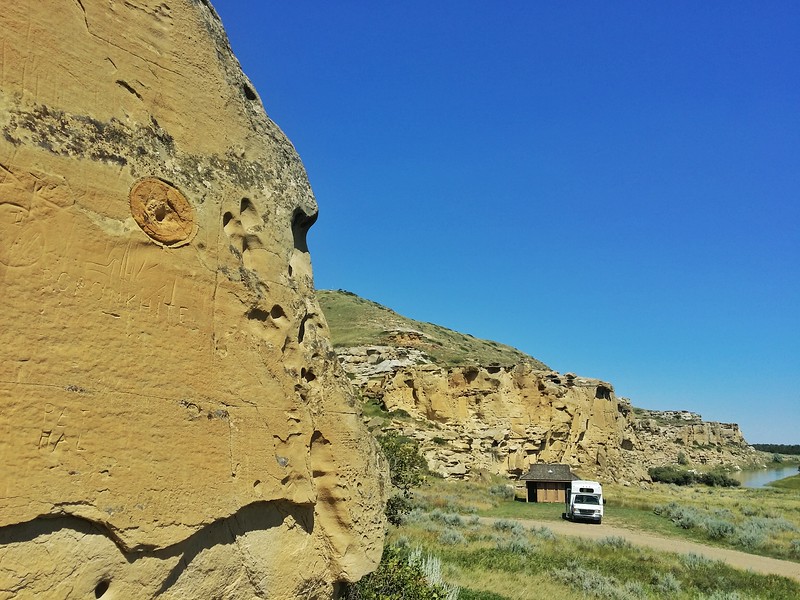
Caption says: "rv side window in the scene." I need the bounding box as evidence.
[579,487,593,493]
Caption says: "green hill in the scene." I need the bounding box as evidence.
[316,289,549,370]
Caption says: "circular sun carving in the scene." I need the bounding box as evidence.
[129,177,195,246]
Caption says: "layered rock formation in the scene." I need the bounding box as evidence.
[338,344,756,483]
[633,408,755,467]
[0,2,386,598]
[362,360,647,483]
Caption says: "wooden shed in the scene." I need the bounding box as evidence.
[518,464,578,503]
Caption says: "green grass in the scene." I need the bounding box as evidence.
[410,477,800,563]
[605,482,800,562]
[390,507,800,600]
[770,474,800,491]
[477,499,565,522]
[388,477,800,598]
[317,289,548,368]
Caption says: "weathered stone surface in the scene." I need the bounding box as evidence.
[632,408,756,468]
[374,363,648,482]
[341,346,757,483]
[0,1,386,597]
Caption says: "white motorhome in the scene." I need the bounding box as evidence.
[564,480,603,524]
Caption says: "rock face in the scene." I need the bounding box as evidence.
[382,364,647,482]
[0,2,386,598]
[632,409,756,467]
[341,342,646,482]
[338,344,756,483]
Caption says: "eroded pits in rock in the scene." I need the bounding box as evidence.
[247,307,270,322]
[242,83,257,101]
[94,579,110,598]
[291,208,317,253]
[298,314,309,343]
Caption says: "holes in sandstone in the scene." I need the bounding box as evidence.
[239,197,262,231]
[94,580,110,598]
[464,366,479,384]
[301,367,316,382]
[291,207,317,253]
[242,83,257,101]
[247,307,269,322]
[595,385,612,400]
[222,210,235,231]
[246,304,286,323]
[298,314,309,343]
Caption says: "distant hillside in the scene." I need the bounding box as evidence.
[317,289,548,369]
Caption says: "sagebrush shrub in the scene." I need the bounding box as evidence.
[345,544,459,600]
[653,572,682,594]
[439,528,466,546]
[493,519,524,535]
[488,484,515,500]
[703,518,735,539]
[495,535,534,555]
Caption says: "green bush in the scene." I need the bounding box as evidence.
[698,471,740,487]
[386,494,414,525]
[378,432,428,496]
[649,466,695,485]
[345,545,458,600]
[649,466,740,487]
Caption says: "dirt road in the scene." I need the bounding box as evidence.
[477,517,800,583]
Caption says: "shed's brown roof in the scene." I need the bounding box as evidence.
[519,464,578,482]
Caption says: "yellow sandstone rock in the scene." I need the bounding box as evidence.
[0,1,386,597]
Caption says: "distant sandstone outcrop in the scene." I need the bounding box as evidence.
[337,345,757,483]
[0,1,386,597]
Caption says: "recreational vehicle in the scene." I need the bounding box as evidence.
[564,480,603,524]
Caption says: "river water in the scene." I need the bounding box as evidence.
[734,465,800,488]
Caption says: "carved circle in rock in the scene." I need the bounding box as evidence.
[129,177,195,246]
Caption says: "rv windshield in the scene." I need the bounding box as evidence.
[574,494,600,505]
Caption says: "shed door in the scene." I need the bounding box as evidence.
[538,482,564,503]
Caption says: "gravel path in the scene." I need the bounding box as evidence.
[477,516,800,583]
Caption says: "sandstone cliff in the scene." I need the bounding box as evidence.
[327,295,758,483]
[0,2,386,598]
[350,351,648,483]
[632,409,754,467]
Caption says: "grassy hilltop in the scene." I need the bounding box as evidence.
[317,289,548,370]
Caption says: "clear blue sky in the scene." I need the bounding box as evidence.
[211,1,799,445]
